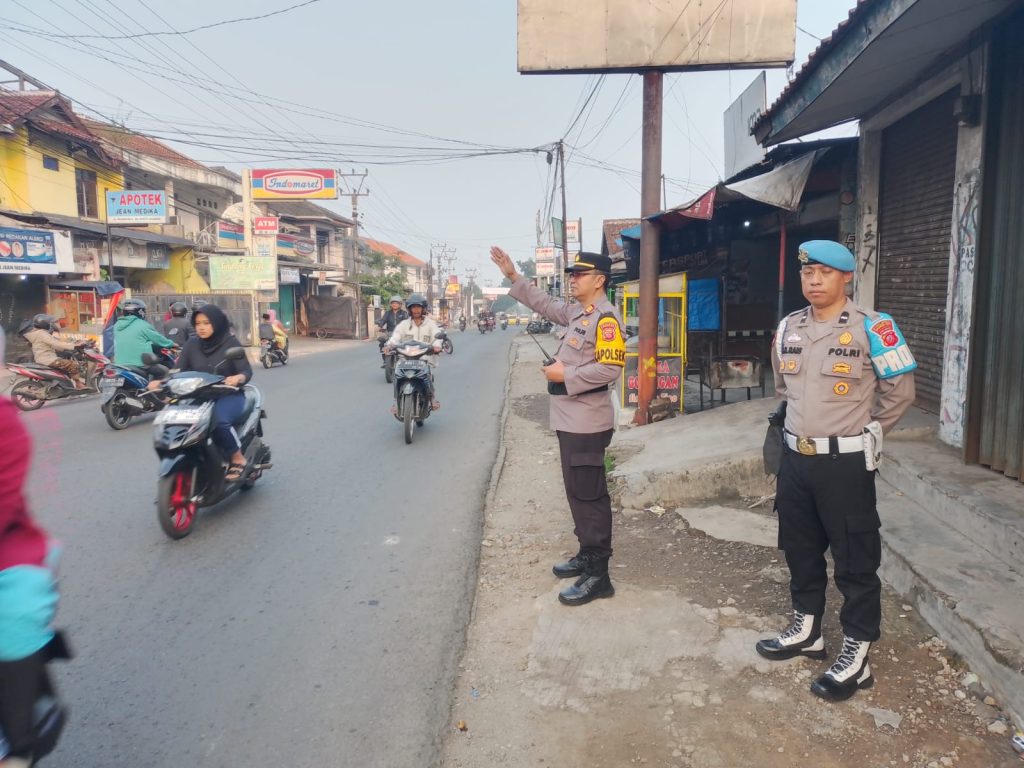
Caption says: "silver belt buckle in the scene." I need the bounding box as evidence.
[796,436,817,456]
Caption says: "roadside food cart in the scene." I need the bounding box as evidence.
[46,280,124,354]
[620,273,686,412]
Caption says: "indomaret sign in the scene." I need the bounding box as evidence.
[251,169,338,200]
[518,0,796,74]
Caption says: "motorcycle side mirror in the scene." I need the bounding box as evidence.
[224,347,246,361]
[141,352,160,365]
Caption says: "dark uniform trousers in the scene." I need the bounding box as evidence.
[776,446,882,642]
[557,429,614,558]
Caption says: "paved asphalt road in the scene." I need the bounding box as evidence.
[20,328,516,767]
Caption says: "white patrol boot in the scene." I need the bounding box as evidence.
[755,611,827,660]
[810,636,873,701]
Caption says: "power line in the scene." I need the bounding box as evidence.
[16,0,322,40]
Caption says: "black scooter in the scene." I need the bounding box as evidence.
[147,348,272,539]
[259,338,288,368]
[390,335,442,444]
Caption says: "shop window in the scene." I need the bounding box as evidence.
[42,155,59,171]
[75,168,98,218]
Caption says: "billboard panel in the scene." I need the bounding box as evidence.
[535,246,558,262]
[105,190,167,224]
[0,227,58,275]
[518,0,796,74]
[536,260,555,277]
[724,73,768,178]
[251,169,338,200]
[209,256,277,291]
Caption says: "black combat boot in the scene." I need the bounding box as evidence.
[558,554,614,606]
[552,552,584,578]
[810,636,873,701]
[755,611,827,660]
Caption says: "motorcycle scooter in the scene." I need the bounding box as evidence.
[5,343,109,411]
[147,348,272,539]
[389,334,442,444]
[259,337,288,369]
[99,346,178,430]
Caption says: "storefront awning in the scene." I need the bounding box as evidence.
[29,213,193,246]
[753,0,1016,145]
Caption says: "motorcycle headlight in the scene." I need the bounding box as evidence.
[167,377,204,396]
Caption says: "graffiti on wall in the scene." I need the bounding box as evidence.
[939,171,980,445]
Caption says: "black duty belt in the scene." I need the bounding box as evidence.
[548,383,609,396]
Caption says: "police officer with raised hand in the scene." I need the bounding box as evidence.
[755,240,916,702]
[491,246,626,606]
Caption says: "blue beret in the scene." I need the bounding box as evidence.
[797,240,855,272]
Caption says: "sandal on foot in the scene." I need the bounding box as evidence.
[225,462,246,482]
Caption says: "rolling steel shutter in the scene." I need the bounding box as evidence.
[876,90,958,412]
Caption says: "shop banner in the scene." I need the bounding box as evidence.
[209,256,277,291]
[535,246,558,262]
[536,260,555,277]
[279,266,300,284]
[251,169,338,200]
[0,227,59,274]
[105,189,167,224]
[623,355,682,407]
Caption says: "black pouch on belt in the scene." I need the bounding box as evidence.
[763,401,787,476]
[548,382,568,396]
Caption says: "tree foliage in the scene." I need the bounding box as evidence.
[358,250,408,304]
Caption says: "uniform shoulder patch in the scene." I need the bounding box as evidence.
[865,312,917,379]
[595,312,625,367]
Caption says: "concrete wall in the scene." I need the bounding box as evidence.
[856,46,988,449]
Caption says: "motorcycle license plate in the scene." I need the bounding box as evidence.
[155,407,206,425]
[99,378,123,389]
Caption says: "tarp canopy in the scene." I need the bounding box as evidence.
[723,150,821,211]
[304,295,358,338]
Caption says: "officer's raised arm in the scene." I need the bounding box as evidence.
[490,246,575,326]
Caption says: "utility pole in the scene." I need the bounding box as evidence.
[339,169,370,338]
[636,71,664,426]
[465,267,478,320]
[558,140,569,300]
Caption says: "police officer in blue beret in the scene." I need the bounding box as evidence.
[755,240,916,701]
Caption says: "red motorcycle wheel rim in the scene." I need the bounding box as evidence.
[169,472,196,531]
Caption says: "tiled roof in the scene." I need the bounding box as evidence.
[754,0,875,135]
[0,90,58,124]
[33,117,99,145]
[362,238,426,268]
[82,118,204,169]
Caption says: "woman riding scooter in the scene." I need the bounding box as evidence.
[20,315,89,389]
[148,304,252,482]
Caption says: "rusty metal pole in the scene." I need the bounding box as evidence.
[636,70,663,425]
[777,214,787,322]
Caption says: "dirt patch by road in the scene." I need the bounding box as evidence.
[441,337,1020,768]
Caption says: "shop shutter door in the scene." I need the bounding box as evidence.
[877,90,958,412]
[975,16,1024,480]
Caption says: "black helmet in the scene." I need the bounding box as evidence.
[170,301,188,317]
[121,299,147,319]
[192,299,208,312]
[405,293,427,310]
[32,313,58,330]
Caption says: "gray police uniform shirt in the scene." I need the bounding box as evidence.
[772,298,915,437]
[510,278,625,434]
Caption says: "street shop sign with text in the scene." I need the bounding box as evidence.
[105,189,167,224]
[209,256,277,291]
[0,227,58,274]
[253,216,279,235]
[251,169,338,200]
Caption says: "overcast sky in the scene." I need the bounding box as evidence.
[2,0,858,284]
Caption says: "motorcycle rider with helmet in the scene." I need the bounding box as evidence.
[377,295,408,367]
[20,315,89,389]
[163,301,192,344]
[385,294,442,409]
[112,299,176,369]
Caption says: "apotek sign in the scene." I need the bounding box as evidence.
[251,169,338,200]
[105,190,167,224]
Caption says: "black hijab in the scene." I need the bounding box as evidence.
[192,303,232,353]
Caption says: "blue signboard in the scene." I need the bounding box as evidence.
[105,189,167,224]
[0,227,58,275]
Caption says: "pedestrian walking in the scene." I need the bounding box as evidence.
[490,247,626,606]
[756,240,916,702]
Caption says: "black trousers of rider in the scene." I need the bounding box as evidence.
[557,429,614,559]
[0,650,49,759]
[776,446,882,642]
